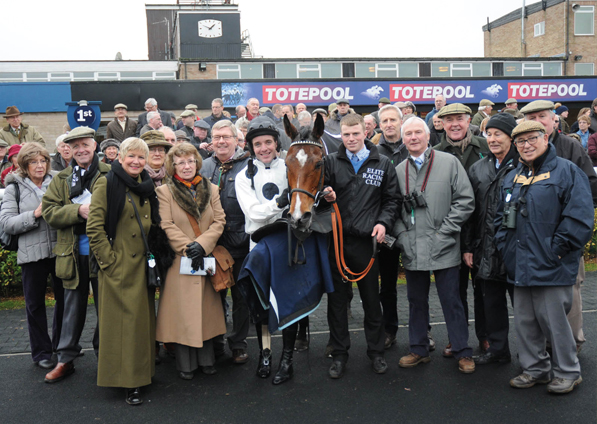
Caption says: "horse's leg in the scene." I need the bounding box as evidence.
[255,323,272,378]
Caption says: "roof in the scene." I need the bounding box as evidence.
[482,0,566,31]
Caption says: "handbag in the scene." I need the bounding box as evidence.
[185,211,235,292]
[128,192,161,288]
[0,182,20,252]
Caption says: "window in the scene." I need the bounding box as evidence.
[575,63,594,75]
[96,72,119,81]
[504,62,523,76]
[298,64,320,79]
[472,63,492,76]
[240,64,262,79]
[321,63,342,78]
[73,72,95,81]
[431,62,450,77]
[276,63,297,78]
[217,64,240,79]
[450,63,472,77]
[0,72,25,81]
[575,6,594,35]
[355,63,375,78]
[534,21,545,37]
[342,63,355,78]
[522,63,542,76]
[263,63,275,79]
[542,62,562,76]
[153,72,177,80]
[375,63,397,78]
[399,63,418,78]
[25,72,48,82]
[120,71,153,80]
[48,72,72,81]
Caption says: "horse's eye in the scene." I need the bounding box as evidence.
[314,161,322,169]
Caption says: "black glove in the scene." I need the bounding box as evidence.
[186,242,205,271]
[276,188,290,209]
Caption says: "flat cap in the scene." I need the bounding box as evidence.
[140,130,172,150]
[328,103,337,112]
[511,121,547,139]
[180,110,195,118]
[436,103,472,118]
[114,103,127,110]
[63,126,95,143]
[505,98,518,105]
[259,107,271,114]
[100,138,120,152]
[404,101,416,111]
[0,139,8,148]
[175,130,190,140]
[336,98,350,105]
[194,120,211,130]
[480,99,495,107]
[520,100,555,114]
[312,108,328,115]
[185,104,198,110]
[379,97,391,104]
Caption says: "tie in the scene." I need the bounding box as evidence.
[414,157,423,170]
[351,154,360,164]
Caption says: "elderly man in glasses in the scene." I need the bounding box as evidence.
[494,121,593,395]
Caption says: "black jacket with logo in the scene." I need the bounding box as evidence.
[324,140,400,238]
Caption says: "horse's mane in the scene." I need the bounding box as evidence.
[294,125,320,143]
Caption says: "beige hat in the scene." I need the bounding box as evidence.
[480,99,495,107]
[140,130,172,150]
[505,98,518,105]
[185,104,198,110]
[436,103,472,118]
[511,121,547,139]
[114,103,127,110]
[175,130,190,141]
[520,100,555,115]
[63,126,96,143]
[180,110,195,118]
[0,139,8,148]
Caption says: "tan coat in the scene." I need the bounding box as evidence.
[155,182,226,347]
[0,123,45,146]
[87,177,156,388]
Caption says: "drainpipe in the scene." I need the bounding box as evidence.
[521,1,526,57]
[565,0,570,75]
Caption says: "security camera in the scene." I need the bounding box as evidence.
[572,3,580,9]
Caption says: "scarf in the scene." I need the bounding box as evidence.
[105,160,159,242]
[167,174,211,223]
[145,164,167,187]
[174,173,202,189]
[214,149,250,190]
[69,153,100,199]
[445,129,473,153]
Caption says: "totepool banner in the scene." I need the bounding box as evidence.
[221,79,597,107]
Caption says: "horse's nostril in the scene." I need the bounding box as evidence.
[300,212,312,223]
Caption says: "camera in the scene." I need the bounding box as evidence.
[501,203,517,229]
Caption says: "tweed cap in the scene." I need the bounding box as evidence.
[185,104,198,110]
[63,126,95,144]
[175,130,190,140]
[328,103,337,112]
[480,99,495,107]
[378,97,391,104]
[505,98,518,105]
[140,130,172,150]
[520,100,555,115]
[312,108,328,115]
[511,121,547,139]
[194,120,211,130]
[436,103,472,118]
[0,139,8,148]
[180,110,195,118]
[502,108,518,116]
[394,102,407,108]
[336,98,350,105]
[259,107,271,114]
[100,138,120,152]
[113,103,127,110]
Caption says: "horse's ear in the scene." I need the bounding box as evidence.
[283,114,298,139]
[312,113,325,140]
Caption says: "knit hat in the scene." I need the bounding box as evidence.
[555,105,569,115]
[100,138,120,152]
[511,121,547,139]
[485,113,517,138]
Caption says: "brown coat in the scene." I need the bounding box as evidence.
[105,117,138,142]
[155,180,226,347]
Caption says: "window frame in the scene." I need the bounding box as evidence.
[574,6,595,36]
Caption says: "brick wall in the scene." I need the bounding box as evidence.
[179,63,217,80]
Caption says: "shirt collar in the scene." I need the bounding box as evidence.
[410,148,428,163]
[346,145,369,161]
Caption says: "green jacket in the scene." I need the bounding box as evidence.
[0,123,45,146]
[433,133,490,172]
[42,161,111,289]
[470,111,487,128]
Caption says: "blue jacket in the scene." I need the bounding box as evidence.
[494,144,594,287]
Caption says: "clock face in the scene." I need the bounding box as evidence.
[198,19,223,38]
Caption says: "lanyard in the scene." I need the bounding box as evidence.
[405,149,435,195]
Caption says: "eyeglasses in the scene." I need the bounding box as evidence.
[212,136,236,142]
[29,160,48,167]
[173,160,196,167]
[514,135,541,147]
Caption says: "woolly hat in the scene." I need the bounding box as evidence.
[485,113,517,138]
[100,138,120,152]
[555,105,569,115]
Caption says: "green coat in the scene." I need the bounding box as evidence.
[470,111,487,128]
[0,123,45,146]
[433,133,490,172]
[87,177,155,388]
[41,161,111,289]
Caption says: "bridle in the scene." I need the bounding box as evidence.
[287,139,326,207]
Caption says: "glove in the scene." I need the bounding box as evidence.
[185,242,205,271]
[276,188,290,209]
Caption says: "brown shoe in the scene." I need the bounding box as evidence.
[399,352,431,368]
[442,343,453,358]
[479,340,490,353]
[45,362,75,383]
[232,349,249,364]
[458,357,476,374]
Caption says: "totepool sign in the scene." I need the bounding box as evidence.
[221,79,597,107]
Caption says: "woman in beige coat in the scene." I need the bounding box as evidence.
[156,142,226,380]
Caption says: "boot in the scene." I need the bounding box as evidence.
[294,317,309,352]
[272,349,294,385]
[256,349,271,378]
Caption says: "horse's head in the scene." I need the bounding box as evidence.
[284,113,326,232]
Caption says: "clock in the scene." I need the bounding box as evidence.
[198,19,223,38]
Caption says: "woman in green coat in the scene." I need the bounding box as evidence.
[87,137,161,406]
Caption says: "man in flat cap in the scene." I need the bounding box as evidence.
[42,126,110,383]
[203,98,232,128]
[434,103,490,358]
[424,94,447,127]
[174,130,190,144]
[471,99,494,127]
[179,110,197,140]
[521,99,597,353]
[0,106,45,146]
[0,139,9,175]
[495,121,593,394]
[192,120,212,158]
[176,104,199,130]
[503,98,523,119]
[106,103,137,142]
[135,98,173,137]
[371,97,392,124]
[325,98,354,135]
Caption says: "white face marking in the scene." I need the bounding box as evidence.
[292,191,303,222]
[296,148,308,168]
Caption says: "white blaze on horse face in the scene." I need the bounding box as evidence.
[291,179,303,222]
[296,148,308,168]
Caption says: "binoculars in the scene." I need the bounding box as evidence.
[403,191,427,213]
[501,202,517,229]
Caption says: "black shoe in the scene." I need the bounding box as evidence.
[384,333,397,350]
[372,357,388,374]
[202,366,217,375]
[36,359,55,370]
[294,337,309,352]
[256,349,272,378]
[474,351,512,365]
[179,371,194,380]
[125,388,143,406]
[329,360,346,379]
[272,349,294,385]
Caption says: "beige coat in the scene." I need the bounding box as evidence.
[155,182,227,347]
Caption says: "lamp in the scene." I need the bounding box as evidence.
[199,62,207,72]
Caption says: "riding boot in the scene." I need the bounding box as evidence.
[273,324,298,385]
[255,324,271,378]
[294,317,310,352]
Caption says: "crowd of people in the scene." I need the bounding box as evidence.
[0,93,595,405]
